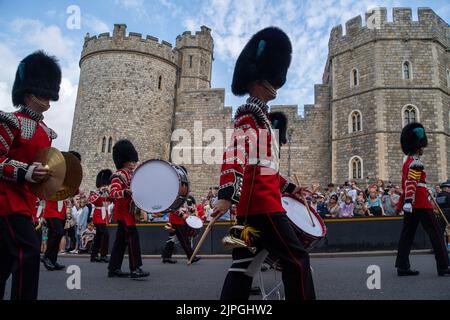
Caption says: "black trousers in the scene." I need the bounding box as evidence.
[66,226,76,251]
[220,213,316,300]
[0,215,40,300]
[396,208,449,271]
[91,224,109,258]
[44,218,65,264]
[161,224,194,259]
[108,221,143,271]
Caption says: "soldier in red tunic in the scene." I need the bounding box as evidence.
[212,27,316,300]
[395,123,450,276]
[107,140,149,279]
[0,51,61,299]
[89,169,113,263]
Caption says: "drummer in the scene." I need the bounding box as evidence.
[107,139,149,279]
[0,51,61,300]
[161,168,201,264]
[211,28,316,300]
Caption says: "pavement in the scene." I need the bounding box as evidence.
[4,253,450,300]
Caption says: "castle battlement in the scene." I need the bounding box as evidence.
[175,25,213,52]
[329,7,449,56]
[81,24,177,65]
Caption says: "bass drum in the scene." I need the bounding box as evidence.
[130,159,189,213]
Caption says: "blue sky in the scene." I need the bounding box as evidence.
[0,0,449,150]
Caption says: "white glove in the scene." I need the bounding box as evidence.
[403,202,413,213]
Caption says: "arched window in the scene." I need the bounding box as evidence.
[101,137,106,153]
[402,105,419,127]
[108,137,113,153]
[349,110,362,133]
[350,68,359,87]
[402,61,412,80]
[158,76,162,90]
[349,156,363,180]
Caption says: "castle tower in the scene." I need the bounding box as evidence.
[69,24,178,189]
[327,7,450,185]
[175,26,213,91]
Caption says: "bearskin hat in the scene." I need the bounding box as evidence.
[231,27,292,96]
[112,139,138,169]
[400,122,428,155]
[269,111,288,145]
[96,169,112,188]
[12,50,62,107]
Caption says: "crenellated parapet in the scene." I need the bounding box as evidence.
[328,7,449,57]
[81,24,177,66]
[175,25,213,53]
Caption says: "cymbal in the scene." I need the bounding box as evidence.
[30,147,66,200]
[48,152,83,201]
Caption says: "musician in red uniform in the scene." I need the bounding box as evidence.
[107,140,149,279]
[89,169,113,263]
[212,27,316,300]
[0,51,61,299]
[395,123,450,276]
[42,150,81,271]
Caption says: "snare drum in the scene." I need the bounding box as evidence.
[185,215,203,237]
[281,195,326,250]
[131,159,189,213]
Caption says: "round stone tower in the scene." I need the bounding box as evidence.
[70,24,178,189]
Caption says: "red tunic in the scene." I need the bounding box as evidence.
[88,190,112,225]
[0,107,56,217]
[169,210,186,225]
[397,155,432,212]
[109,169,135,226]
[43,200,66,220]
[218,97,295,216]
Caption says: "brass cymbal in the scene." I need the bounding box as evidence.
[48,152,83,201]
[30,147,66,200]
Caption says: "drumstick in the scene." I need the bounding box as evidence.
[188,216,218,265]
[428,190,450,232]
[294,174,316,227]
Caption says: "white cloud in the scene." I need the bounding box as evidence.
[83,15,111,34]
[1,19,81,151]
[183,0,396,113]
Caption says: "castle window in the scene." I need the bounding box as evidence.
[158,76,162,90]
[350,68,359,87]
[349,110,362,133]
[108,137,113,153]
[101,137,106,153]
[402,61,412,80]
[446,69,450,87]
[349,156,363,180]
[402,104,419,127]
[189,55,193,68]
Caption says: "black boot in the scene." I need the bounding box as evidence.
[397,268,420,276]
[100,256,109,263]
[438,268,450,276]
[91,256,101,262]
[108,269,130,278]
[53,262,66,270]
[162,258,178,264]
[41,257,56,271]
[130,267,150,279]
[190,257,201,264]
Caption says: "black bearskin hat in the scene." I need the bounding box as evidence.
[400,122,428,155]
[12,50,62,107]
[269,111,288,145]
[96,169,112,188]
[231,27,292,96]
[112,139,138,169]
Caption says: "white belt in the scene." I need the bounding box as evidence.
[417,183,427,188]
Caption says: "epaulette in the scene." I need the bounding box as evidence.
[40,124,58,140]
[111,170,129,185]
[0,111,19,130]
[234,103,271,130]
